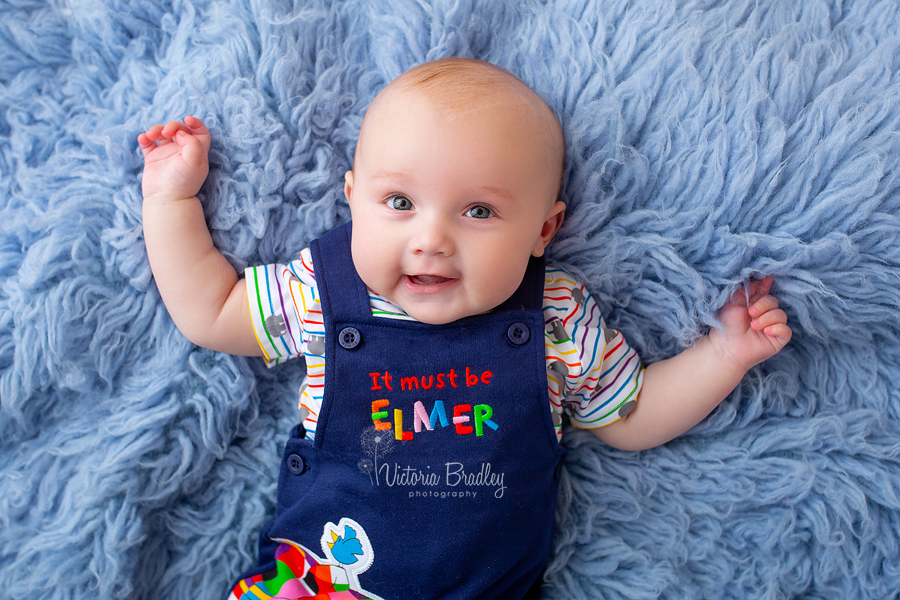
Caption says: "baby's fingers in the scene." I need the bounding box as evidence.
[746,276,774,305]
[750,306,787,331]
[760,322,792,350]
[137,132,157,157]
[728,276,773,307]
[183,115,211,152]
[157,120,193,140]
[751,304,792,352]
[748,294,779,319]
[137,124,166,152]
[175,129,206,168]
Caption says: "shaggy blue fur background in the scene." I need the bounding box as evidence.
[2,0,900,598]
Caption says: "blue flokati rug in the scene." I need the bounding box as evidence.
[2,0,900,598]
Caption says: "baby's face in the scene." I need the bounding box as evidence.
[345,87,564,325]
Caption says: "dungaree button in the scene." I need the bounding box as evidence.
[338,327,361,349]
[287,454,305,475]
[507,322,530,345]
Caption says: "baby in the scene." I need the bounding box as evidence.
[138,58,791,600]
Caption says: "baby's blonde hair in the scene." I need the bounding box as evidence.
[393,58,542,109]
[358,58,565,199]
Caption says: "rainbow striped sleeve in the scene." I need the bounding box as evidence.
[245,248,326,440]
[245,248,323,368]
[543,266,645,434]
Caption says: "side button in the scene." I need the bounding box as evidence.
[287,453,306,475]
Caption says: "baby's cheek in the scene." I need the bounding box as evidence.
[351,236,387,280]
[478,273,521,312]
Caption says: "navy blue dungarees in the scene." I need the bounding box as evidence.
[234,223,564,600]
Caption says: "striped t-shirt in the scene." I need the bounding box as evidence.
[246,248,644,441]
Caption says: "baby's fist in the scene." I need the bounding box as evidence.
[713,276,792,371]
[137,115,211,204]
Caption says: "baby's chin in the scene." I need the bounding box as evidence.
[397,301,497,325]
[369,280,508,324]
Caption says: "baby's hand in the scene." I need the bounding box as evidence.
[710,276,792,372]
[137,115,210,204]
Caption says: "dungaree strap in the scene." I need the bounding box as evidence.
[309,222,370,321]
[497,254,545,313]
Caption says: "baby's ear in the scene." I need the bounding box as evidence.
[344,171,354,202]
[532,200,566,257]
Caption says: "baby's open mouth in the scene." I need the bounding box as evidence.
[408,274,453,285]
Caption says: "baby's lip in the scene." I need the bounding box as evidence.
[403,274,458,294]
[407,274,454,285]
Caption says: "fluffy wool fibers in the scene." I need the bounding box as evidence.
[2,0,900,599]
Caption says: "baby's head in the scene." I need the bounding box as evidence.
[344,57,566,324]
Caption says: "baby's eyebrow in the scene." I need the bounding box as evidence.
[473,185,514,202]
[370,171,411,183]
[368,172,514,202]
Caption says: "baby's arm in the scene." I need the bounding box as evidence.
[138,116,261,356]
[593,277,791,451]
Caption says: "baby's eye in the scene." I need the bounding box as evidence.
[466,205,494,219]
[388,196,413,211]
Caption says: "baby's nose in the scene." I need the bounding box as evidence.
[410,219,455,256]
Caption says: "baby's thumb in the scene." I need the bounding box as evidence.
[177,131,206,169]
